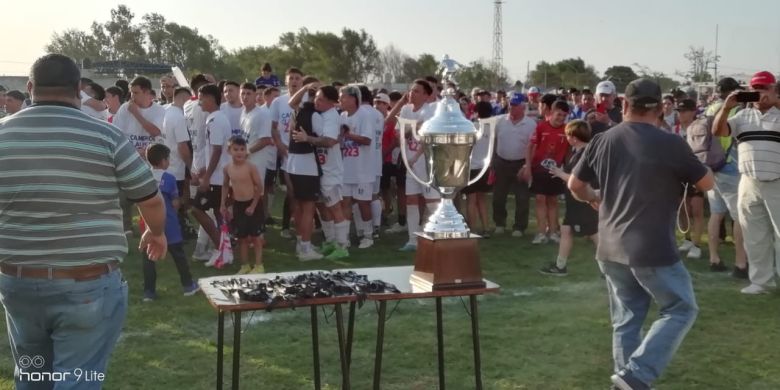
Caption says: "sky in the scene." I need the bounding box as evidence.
[3,0,780,82]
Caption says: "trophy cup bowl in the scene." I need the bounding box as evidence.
[397,89,498,290]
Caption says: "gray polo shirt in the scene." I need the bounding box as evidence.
[0,103,158,267]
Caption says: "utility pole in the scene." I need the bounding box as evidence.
[492,0,504,89]
[713,24,719,82]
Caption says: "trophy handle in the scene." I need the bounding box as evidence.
[467,116,499,186]
[397,116,433,187]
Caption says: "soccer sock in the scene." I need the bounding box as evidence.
[266,193,275,216]
[335,221,350,248]
[322,220,335,242]
[371,199,382,228]
[556,256,568,269]
[407,204,420,245]
[362,218,373,239]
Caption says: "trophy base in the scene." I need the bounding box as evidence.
[410,233,485,292]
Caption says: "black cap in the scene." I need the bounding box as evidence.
[716,77,742,94]
[675,98,697,111]
[624,78,662,109]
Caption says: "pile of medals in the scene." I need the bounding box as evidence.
[211,271,400,309]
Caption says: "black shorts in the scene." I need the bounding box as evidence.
[462,169,492,194]
[530,170,566,196]
[265,169,277,190]
[380,163,400,190]
[289,174,320,201]
[563,194,598,236]
[194,185,222,211]
[231,200,265,238]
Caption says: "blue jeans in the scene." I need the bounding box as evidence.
[0,269,128,390]
[597,260,698,386]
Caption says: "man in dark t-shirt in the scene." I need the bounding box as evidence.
[569,78,714,390]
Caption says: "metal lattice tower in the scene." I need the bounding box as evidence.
[492,0,504,86]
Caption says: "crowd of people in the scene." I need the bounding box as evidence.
[2,52,780,389]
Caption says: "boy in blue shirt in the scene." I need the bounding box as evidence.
[144,144,200,302]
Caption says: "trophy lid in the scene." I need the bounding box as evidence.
[419,89,476,136]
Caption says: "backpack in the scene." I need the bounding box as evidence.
[686,116,726,171]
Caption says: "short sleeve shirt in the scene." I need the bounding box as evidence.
[113,102,166,153]
[530,121,568,168]
[153,169,183,245]
[162,105,191,180]
[205,111,232,185]
[727,106,780,181]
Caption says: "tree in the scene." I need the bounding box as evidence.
[400,53,438,83]
[528,58,600,91]
[340,28,379,82]
[102,5,147,60]
[456,60,511,91]
[633,63,680,93]
[682,46,716,83]
[45,29,102,64]
[603,65,639,93]
[375,44,409,83]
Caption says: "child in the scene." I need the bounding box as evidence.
[539,120,599,276]
[221,136,265,274]
[144,144,200,302]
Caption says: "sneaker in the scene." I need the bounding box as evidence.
[373,228,380,240]
[611,370,650,390]
[709,261,728,272]
[678,239,694,252]
[320,241,337,256]
[398,242,417,252]
[325,246,349,260]
[193,249,216,262]
[250,264,265,274]
[143,291,157,303]
[731,266,749,280]
[386,223,406,234]
[182,283,200,297]
[280,229,293,239]
[686,246,702,259]
[511,230,523,238]
[299,249,324,262]
[494,226,505,235]
[236,264,253,275]
[539,263,568,276]
[549,232,561,243]
[740,284,773,295]
[531,233,548,245]
[358,238,374,249]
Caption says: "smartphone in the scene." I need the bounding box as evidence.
[735,91,760,103]
[596,102,607,114]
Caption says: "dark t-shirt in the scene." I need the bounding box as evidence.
[572,121,707,267]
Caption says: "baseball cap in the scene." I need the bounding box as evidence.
[674,99,697,112]
[624,78,662,108]
[750,71,776,88]
[528,86,540,95]
[716,77,742,94]
[373,93,391,105]
[596,80,616,95]
[471,87,483,95]
[509,92,526,105]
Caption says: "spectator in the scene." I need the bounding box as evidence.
[493,90,508,115]
[463,101,495,237]
[713,71,780,294]
[159,75,177,105]
[570,78,713,390]
[538,93,558,120]
[527,86,541,118]
[675,99,706,260]
[255,62,281,87]
[492,92,536,236]
[595,80,623,126]
[4,90,26,115]
[104,86,125,123]
[661,95,678,131]
[0,53,165,389]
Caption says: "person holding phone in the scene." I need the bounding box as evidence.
[713,70,780,295]
[595,80,622,127]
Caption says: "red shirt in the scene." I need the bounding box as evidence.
[530,121,568,168]
[381,118,397,163]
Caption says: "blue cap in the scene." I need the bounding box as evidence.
[509,92,526,105]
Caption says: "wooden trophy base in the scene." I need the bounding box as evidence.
[410,233,486,292]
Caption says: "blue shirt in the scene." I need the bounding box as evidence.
[153,169,183,245]
[254,74,281,87]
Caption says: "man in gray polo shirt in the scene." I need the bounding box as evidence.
[0,54,166,388]
[713,70,780,294]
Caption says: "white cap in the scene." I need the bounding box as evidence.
[596,80,616,95]
[373,93,391,105]
[528,86,540,94]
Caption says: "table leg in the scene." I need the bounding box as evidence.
[310,306,321,390]
[232,311,241,390]
[335,303,351,390]
[470,295,483,390]
[436,297,445,390]
[346,301,356,369]
[372,300,387,390]
[217,311,224,390]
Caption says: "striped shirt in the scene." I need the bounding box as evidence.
[0,102,158,267]
[728,106,780,181]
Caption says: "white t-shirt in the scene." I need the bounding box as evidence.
[162,105,191,181]
[205,111,232,186]
[220,102,244,138]
[241,105,274,171]
[398,103,435,178]
[341,108,376,184]
[314,107,344,186]
[494,114,536,161]
[184,98,208,170]
[270,93,294,148]
[112,101,166,153]
[470,121,492,170]
[363,104,385,177]
[80,91,109,121]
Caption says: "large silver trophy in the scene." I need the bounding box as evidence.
[397,91,498,239]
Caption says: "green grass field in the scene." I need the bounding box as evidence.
[0,197,778,390]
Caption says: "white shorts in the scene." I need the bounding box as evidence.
[320,184,342,208]
[405,175,440,199]
[343,182,373,201]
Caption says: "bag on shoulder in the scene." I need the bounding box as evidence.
[686,116,726,171]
